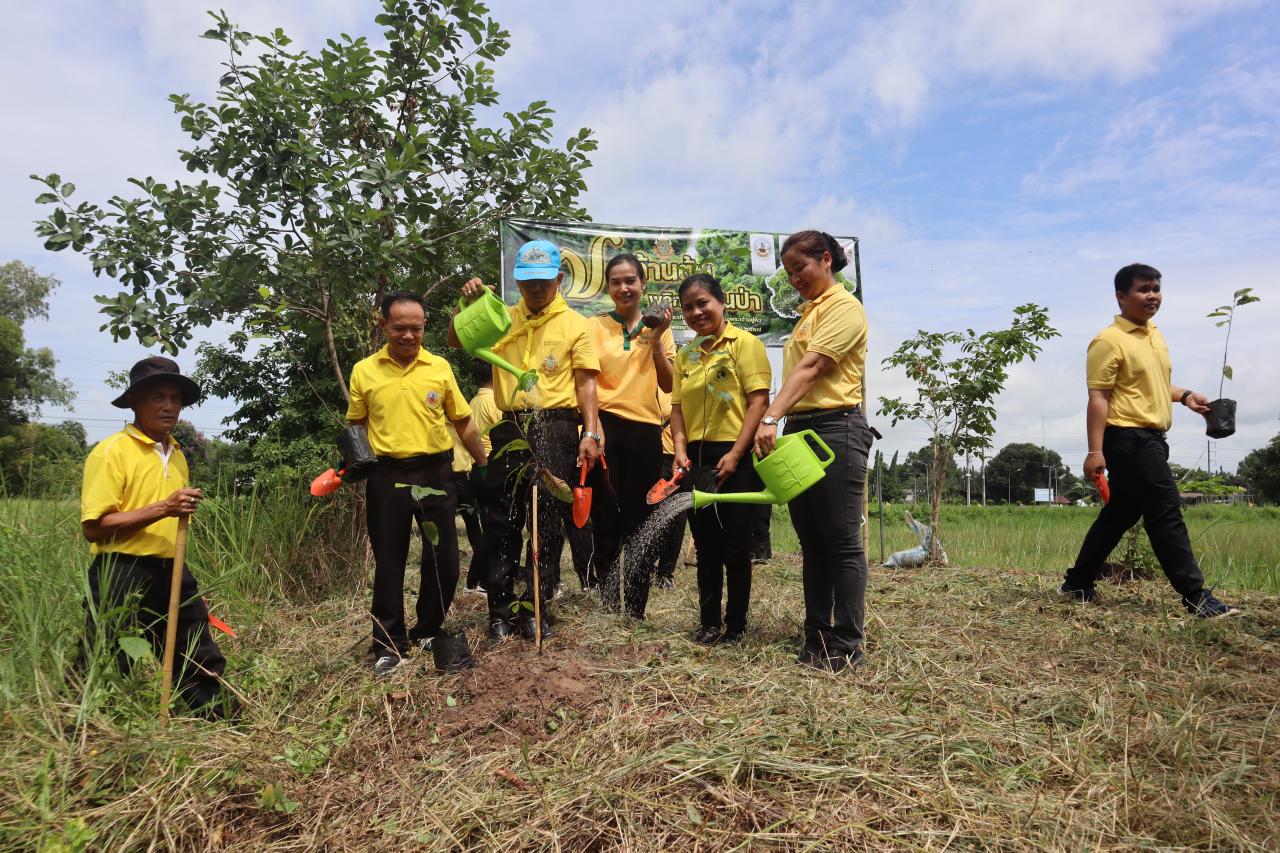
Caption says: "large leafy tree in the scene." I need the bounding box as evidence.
[33,1,594,465]
[985,442,1071,505]
[1238,433,1280,504]
[878,305,1059,558]
[0,261,77,495]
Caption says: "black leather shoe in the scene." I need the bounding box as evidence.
[694,625,721,645]
[486,620,514,645]
[720,627,745,645]
[517,613,554,640]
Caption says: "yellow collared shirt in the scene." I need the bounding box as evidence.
[493,300,599,411]
[1087,315,1174,431]
[346,345,470,458]
[784,285,867,412]
[672,322,771,442]
[451,386,502,471]
[81,425,190,558]
[589,314,676,425]
[659,388,674,454]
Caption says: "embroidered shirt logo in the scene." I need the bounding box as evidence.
[542,353,560,373]
[794,321,811,342]
[425,389,442,409]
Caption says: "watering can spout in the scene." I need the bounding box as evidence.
[691,488,778,510]
[474,347,539,392]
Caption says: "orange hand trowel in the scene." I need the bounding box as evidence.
[572,465,592,528]
[1092,471,1110,504]
[310,467,346,497]
[647,463,690,505]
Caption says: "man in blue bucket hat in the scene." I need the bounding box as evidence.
[449,239,602,645]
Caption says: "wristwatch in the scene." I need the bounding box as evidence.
[761,416,780,427]
[583,430,603,444]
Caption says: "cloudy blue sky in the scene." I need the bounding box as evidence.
[3,0,1278,481]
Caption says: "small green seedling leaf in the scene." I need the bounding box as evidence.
[118,636,153,662]
[1222,365,1233,380]
[686,802,703,825]
[491,439,529,463]
[421,521,439,545]
[445,695,457,708]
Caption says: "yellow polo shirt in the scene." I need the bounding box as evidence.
[81,425,189,558]
[1087,315,1174,431]
[492,298,599,411]
[589,314,676,425]
[784,285,867,412]
[659,389,674,455]
[451,386,502,471]
[346,345,470,457]
[672,322,771,442]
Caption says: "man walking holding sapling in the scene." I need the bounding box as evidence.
[348,291,488,677]
[1060,263,1239,618]
[80,356,237,719]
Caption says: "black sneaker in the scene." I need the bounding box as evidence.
[412,635,435,653]
[1183,589,1241,619]
[1057,581,1098,603]
[654,575,675,590]
[373,654,404,677]
[720,627,745,645]
[693,625,721,645]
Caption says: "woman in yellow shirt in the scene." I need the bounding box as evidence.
[587,253,675,619]
[753,231,872,672]
[671,274,771,645]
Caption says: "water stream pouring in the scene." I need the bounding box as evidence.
[690,430,834,509]
[454,288,539,392]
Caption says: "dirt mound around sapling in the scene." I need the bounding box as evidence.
[427,642,609,749]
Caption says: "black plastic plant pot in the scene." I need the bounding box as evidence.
[432,630,475,674]
[1204,398,1236,439]
[337,424,377,482]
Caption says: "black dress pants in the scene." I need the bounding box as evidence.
[455,469,489,590]
[654,452,689,581]
[1066,426,1205,599]
[484,414,581,623]
[687,441,757,632]
[592,411,662,618]
[786,407,873,660]
[84,553,226,710]
[366,453,459,654]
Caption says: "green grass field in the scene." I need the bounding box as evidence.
[1,494,1277,850]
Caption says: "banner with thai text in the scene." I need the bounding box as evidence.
[499,218,860,346]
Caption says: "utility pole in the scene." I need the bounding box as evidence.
[965,452,971,506]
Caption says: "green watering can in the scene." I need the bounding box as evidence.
[691,429,835,509]
[454,289,539,392]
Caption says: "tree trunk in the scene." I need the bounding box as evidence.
[929,442,947,561]
[322,290,349,404]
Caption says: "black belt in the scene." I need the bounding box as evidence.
[376,450,453,465]
[787,404,862,423]
[502,408,580,424]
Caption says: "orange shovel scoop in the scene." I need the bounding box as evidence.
[310,468,345,497]
[647,463,689,505]
[1092,472,1110,504]
[572,465,592,528]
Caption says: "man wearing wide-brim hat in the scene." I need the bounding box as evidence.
[80,356,237,719]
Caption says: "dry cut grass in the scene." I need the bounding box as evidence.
[4,553,1278,851]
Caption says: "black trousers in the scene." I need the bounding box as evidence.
[593,411,662,618]
[750,503,772,556]
[84,553,226,710]
[687,441,757,632]
[485,414,581,623]
[366,453,459,654]
[786,407,873,660]
[1066,427,1205,599]
[525,509,594,590]
[654,452,689,580]
[455,469,489,589]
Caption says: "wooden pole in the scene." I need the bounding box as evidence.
[159,514,189,721]
[531,481,542,653]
